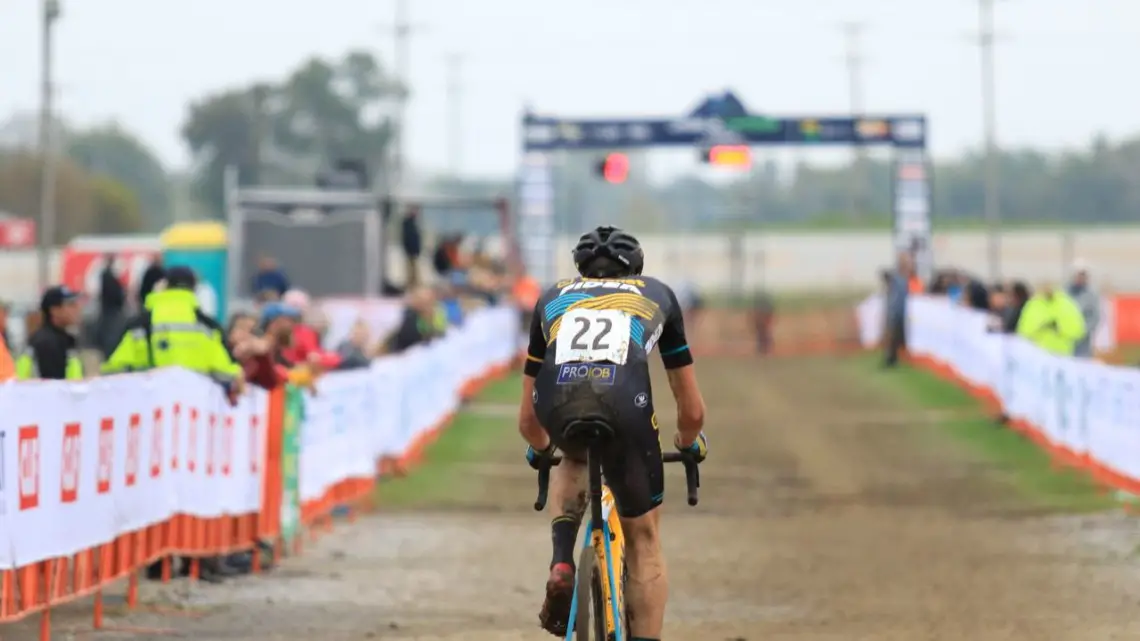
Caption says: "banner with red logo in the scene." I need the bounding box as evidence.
[0,217,35,249]
[59,244,161,299]
[0,369,266,567]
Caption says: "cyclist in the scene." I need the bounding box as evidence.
[519,225,708,640]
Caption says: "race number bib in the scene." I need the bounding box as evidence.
[554,309,631,365]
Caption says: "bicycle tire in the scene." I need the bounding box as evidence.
[575,543,630,640]
[574,545,604,640]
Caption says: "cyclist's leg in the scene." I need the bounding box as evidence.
[603,406,667,640]
[549,447,588,567]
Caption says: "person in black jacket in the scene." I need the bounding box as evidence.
[17,286,84,380]
[96,254,127,358]
[401,205,423,287]
[137,255,165,307]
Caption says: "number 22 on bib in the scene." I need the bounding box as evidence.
[554,309,632,365]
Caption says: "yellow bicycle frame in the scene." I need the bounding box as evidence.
[592,485,626,637]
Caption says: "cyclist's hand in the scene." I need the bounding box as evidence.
[525,443,556,470]
[674,432,708,463]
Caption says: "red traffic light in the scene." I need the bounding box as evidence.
[704,145,752,168]
[597,153,630,183]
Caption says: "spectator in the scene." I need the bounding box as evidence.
[1002,281,1031,334]
[251,254,291,299]
[279,290,341,370]
[0,301,13,380]
[261,302,318,393]
[751,290,775,355]
[1015,282,1086,356]
[883,253,914,368]
[16,286,84,380]
[227,312,284,390]
[137,255,165,307]
[335,320,375,370]
[387,287,445,353]
[956,271,991,311]
[104,266,244,396]
[1066,260,1101,358]
[96,253,128,359]
[401,205,423,287]
[0,299,10,349]
[432,233,463,276]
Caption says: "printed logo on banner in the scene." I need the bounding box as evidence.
[171,403,181,470]
[126,414,141,487]
[221,416,234,477]
[151,407,163,479]
[97,419,114,494]
[61,423,81,504]
[249,414,260,474]
[206,413,217,476]
[187,408,198,473]
[18,426,39,511]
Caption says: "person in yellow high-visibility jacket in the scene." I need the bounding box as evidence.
[103,266,243,391]
[1015,284,1086,356]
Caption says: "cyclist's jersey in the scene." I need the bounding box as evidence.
[523,275,694,379]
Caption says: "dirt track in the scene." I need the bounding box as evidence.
[17,356,1140,640]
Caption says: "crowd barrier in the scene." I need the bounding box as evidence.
[0,305,520,639]
[854,293,1118,353]
[866,295,1140,497]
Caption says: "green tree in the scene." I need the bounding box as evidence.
[90,174,143,234]
[181,50,398,217]
[67,124,171,230]
[0,152,97,242]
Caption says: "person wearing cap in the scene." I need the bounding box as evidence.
[103,266,244,392]
[16,286,85,380]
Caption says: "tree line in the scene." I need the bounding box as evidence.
[2,44,1139,243]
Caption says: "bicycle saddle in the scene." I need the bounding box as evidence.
[562,419,616,448]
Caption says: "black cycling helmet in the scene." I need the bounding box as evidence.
[573,225,644,278]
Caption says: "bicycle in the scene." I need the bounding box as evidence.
[534,419,701,641]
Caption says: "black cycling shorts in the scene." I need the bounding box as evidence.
[532,365,664,519]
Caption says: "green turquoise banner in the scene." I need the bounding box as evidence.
[280,385,304,545]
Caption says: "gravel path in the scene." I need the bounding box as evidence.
[15,356,1140,640]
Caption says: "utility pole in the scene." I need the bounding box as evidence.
[445,53,464,178]
[978,0,1001,281]
[840,21,867,222]
[37,0,61,293]
[388,0,415,198]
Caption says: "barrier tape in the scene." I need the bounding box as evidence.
[0,305,520,639]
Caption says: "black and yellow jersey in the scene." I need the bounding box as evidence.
[523,276,694,379]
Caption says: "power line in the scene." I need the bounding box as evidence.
[445,53,464,178]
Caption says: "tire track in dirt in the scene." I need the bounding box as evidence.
[17,356,1140,640]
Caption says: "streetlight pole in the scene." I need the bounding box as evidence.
[37,0,61,293]
[978,0,1001,281]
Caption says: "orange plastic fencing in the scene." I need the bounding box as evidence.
[0,361,515,641]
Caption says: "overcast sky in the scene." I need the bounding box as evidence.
[0,0,1133,179]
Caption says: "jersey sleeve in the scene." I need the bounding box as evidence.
[657,285,694,370]
[523,303,546,377]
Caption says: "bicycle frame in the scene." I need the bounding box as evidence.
[565,451,626,640]
[535,450,699,641]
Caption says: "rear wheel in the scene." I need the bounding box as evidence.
[574,543,629,640]
[574,545,604,640]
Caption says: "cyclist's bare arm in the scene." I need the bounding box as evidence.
[519,304,552,450]
[666,365,705,444]
[659,285,705,445]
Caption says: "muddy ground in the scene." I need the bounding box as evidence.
[12,355,1140,640]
